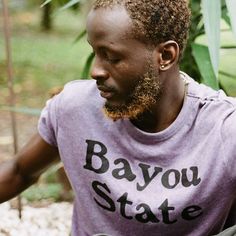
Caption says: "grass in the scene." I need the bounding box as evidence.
[21,183,62,202]
[0,7,92,108]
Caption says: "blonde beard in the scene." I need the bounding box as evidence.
[103,72,161,121]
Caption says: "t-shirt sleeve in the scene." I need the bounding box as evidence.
[38,94,61,147]
[222,106,236,186]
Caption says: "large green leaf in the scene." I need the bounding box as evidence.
[81,52,95,79]
[222,3,231,26]
[226,0,236,40]
[202,0,221,78]
[219,72,236,96]
[192,43,219,89]
[73,30,86,44]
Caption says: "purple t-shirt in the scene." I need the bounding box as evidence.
[38,73,236,236]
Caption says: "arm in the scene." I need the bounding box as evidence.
[0,133,60,203]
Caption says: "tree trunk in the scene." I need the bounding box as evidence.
[41,3,52,31]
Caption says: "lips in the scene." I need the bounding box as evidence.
[97,85,115,99]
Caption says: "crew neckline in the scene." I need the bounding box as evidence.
[120,72,195,143]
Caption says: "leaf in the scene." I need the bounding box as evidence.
[219,71,236,96]
[81,52,95,79]
[222,4,231,26]
[58,0,81,11]
[73,30,86,44]
[192,43,219,90]
[226,0,236,40]
[201,0,221,78]
[191,0,201,15]
[40,0,52,8]
[221,46,236,49]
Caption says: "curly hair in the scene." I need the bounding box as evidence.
[93,0,191,58]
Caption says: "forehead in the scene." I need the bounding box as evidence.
[86,5,133,45]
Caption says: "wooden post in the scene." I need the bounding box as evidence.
[41,2,52,31]
[1,0,22,219]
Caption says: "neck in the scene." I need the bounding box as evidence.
[130,70,187,133]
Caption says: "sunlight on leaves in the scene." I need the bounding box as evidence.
[226,0,236,40]
[192,43,219,90]
[202,0,221,78]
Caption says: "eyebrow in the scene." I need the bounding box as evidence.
[87,39,124,53]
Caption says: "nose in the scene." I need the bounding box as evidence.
[91,56,109,81]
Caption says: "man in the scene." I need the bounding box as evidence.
[0,0,235,235]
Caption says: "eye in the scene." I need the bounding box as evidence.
[99,49,122,64]
[105,53,121,64]
[107,57,121,64]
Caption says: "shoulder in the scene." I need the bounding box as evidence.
[42,79,103,119]
[183,72,236,119]
[58,79,102,108]
[183,73,236,183]
[220,101,236,185]
[63,79,97,98]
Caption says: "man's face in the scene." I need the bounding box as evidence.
[86,5,161,120]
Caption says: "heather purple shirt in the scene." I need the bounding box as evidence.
[38,73,236,236]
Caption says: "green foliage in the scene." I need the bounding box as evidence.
[22,184,62,202]
[73,29,86,44]
[202,0,221,77]
[181,0,236,95]
[226,0,236,39]
[81,52,95,79]
[41,0,81,10]
[57,0,81,11]
[21,164,73,202]
[40,0,93,77]
[192,43,219,89]
[180,0,203,82]
[40,0,53,8]
[0,9,91,108]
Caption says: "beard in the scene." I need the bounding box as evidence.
[103,64,162,121]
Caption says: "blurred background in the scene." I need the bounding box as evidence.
[0,0,236,234]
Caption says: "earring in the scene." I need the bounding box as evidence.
[160,64,165,69]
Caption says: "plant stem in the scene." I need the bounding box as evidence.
[2,0,21,219]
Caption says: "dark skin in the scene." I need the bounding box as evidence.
[0,6,185,203]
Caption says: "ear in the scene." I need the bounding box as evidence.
[156,41,179,71]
